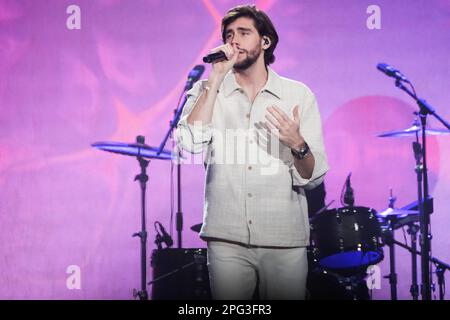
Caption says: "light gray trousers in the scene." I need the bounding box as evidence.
[207,240,308,300]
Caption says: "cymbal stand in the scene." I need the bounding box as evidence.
[132,135,150,300]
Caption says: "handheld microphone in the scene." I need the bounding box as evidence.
[184,65,205,91]
[377,63,409,83]
[343,172,355,207]
[202,51,227,64]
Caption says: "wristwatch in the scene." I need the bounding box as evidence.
[291,142,310,160]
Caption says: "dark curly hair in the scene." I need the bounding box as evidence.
[221,5,279,65]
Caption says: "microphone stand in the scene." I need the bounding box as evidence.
[157,65,204,249]
[157,94,189,249]
[394,79,450,300]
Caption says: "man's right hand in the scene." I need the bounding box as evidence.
[208,43,239,83]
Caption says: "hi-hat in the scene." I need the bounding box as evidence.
[92,141,177,160]
[377,125,450,138]
[377,207,419,218]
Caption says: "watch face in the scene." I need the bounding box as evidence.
[292,143,309,159]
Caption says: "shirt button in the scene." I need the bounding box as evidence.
[247,193,252,198]
[249,140,253,144]
[248,166,252,170]
[245,113,250,119]
[249,220,252,224]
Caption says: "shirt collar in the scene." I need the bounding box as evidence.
[222,67,283,100]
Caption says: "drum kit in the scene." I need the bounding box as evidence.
[307,118,450,300]
[90,64,450,300]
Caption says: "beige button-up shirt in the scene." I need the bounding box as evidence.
[175,67,329,247]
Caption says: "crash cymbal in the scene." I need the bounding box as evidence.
[377,125,450,138]
[377,207,419,218]
[92,141,176,160]
[191,223,202,233]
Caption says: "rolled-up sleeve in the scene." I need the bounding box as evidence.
[175,80,213,154]
[291,91,329,190]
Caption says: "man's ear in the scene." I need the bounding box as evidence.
[262,36,271,49]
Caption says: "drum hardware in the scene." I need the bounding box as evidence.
[376,64,450,300]
[149,248,211,300]
[154,221,174,250]
[92,136,180,300]
[376,193,445,300]
[379,224,450,301]
[342,172,354,207]
[306,257,371,300]
[433,259,450,301]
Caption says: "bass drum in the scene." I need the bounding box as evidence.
[151,248,211,300]
[310,206,383,274]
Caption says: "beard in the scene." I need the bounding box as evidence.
[233,45,263,70]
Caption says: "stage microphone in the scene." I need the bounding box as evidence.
[157,222,173,248]
[377,63,409,83]
[184,65,205,91]
[344,172,355,207]
[202,51,227,64]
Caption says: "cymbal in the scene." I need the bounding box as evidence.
[377,207,419,218]
[92,141,177,160]
[377,125,450,138]
[191,223,202,233]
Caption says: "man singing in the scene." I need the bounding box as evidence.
[176,4,328,300]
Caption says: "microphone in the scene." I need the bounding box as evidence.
[184,65,205,91]
[202,51,227,64]
[343,172,355,207]
[155,222,173,248]
[377,63,409,83]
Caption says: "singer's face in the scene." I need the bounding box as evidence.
[224,17,264,70]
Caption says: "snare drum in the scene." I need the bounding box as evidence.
[310,206,383,271]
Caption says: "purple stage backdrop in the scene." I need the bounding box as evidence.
[0,0,449,300]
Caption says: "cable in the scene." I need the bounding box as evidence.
[169,90,187,240]
[408,81,417,97]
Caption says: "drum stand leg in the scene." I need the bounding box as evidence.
[407,223,420,300]
[383,227,398,300]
